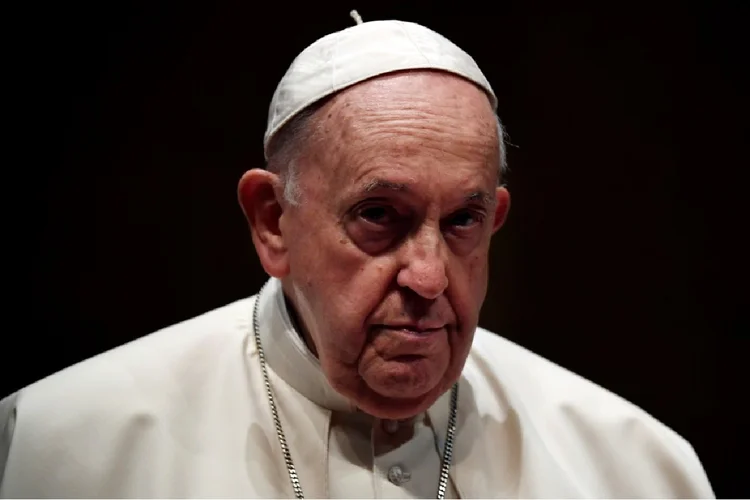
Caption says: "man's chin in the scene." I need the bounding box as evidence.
[348,381,450,420]
[326,362,454,419]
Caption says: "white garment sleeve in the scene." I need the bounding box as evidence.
[0,392,19,492]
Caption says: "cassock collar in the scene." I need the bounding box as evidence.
[256,277,358,413]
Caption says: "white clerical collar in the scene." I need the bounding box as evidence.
[256,277,358,413]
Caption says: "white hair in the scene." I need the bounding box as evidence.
[266,105,508,206]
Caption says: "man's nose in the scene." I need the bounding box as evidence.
[396,228,449,300]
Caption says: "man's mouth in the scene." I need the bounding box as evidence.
[369,324,447,360]
[390,354,424,362]
[378,322,446,334]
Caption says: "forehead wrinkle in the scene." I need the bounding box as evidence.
[348,106,495,140]
[342,110,498,166]
[342,127,496,171]
[331,83,495,138]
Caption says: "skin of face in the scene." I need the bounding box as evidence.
[239,70,510,420]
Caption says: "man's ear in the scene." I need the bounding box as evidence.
[238,169,290,278]
[492,186,511,234]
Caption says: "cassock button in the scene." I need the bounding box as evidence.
[387,464,411,485]
[383,419,399,434]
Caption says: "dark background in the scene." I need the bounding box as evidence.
[7,2,745,497]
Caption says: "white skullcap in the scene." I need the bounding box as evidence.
[264,13,497,159]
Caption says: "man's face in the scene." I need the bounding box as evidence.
[279,71,509,419]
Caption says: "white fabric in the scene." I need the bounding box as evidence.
[0,278,714,498]
[264,20,496,159]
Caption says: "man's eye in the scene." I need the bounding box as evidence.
[448,211,484,228]
[359,206,394,224]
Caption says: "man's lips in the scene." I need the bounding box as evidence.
[369,324,447,360]
[375,322,447,333]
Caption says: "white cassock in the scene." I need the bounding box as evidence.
[0,278,714,498]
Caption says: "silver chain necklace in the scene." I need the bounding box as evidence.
[252,290,459,499]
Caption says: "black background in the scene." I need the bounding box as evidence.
[7,2,745,497]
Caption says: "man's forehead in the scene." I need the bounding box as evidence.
[310,72,498,167]
[324,71,495,123]
[321,138,499,192]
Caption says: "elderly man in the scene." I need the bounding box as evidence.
[0,15,713,499]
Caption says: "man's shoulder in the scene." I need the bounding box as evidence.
[467,327,677,434]
[466,327,712,497]
[1,295,267,497]
[15,295,257,419]
[468,327,642,411]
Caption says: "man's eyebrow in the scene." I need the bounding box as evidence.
[466,191,496,206]
[361,179,410,194]
[357,179,495,206]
